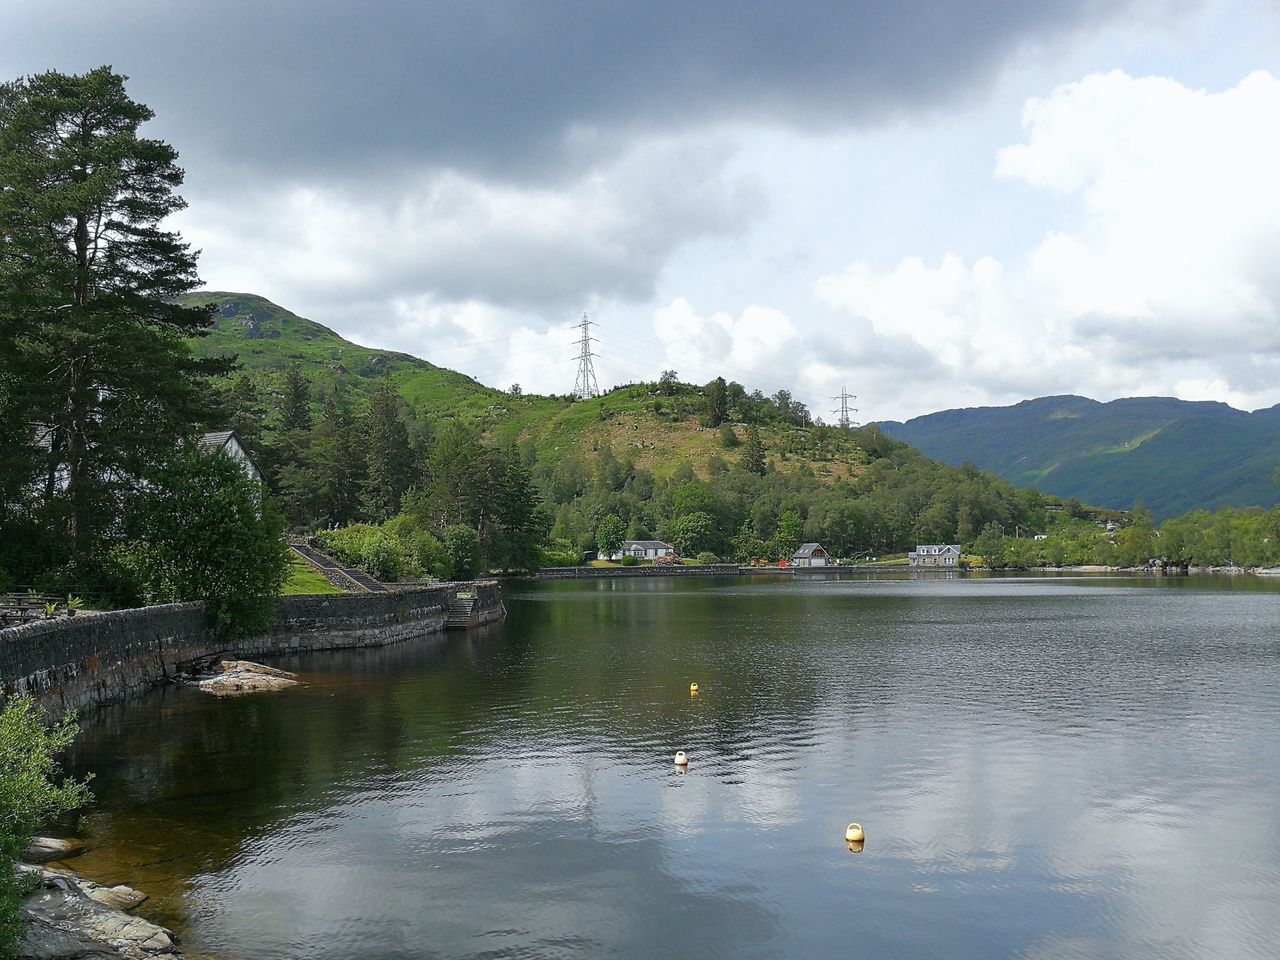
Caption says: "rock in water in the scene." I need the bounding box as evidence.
[18,868,177,959]
[23,838,86,863]
[194,660,299,697]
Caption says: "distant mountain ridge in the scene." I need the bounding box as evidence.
[879,395,1280,520]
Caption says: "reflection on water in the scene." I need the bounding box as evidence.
[65,574,1280,959]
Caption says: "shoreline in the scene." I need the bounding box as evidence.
[526,562,1272,580]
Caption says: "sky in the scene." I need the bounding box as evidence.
[3,0,1278,422]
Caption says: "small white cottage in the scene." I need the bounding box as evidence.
[608,540,675,561]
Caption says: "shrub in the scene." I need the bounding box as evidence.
[0,698,93,956]
[126,450,289,638]
[619,555,639,566]
[695,551,721,564]
[443,525,483,580]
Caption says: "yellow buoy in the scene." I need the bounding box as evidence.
[674,751,688,766]
[845,822,865,843]
[689,682,699,696]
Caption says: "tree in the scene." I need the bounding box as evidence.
[741,424,766,475]
[120,448,289,637]
[0,698,93,957]
[703,376,728,427]
[486,447,548,572]
[596,514,625,557]
[443,524,482,580]
[658,370,679,395]
[362,382,413,521]
[0,67,226,558]
[309,392,363,526]
[669,511,715,556]
[279,363,313,434]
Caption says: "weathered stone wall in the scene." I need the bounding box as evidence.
[0,582,504,714]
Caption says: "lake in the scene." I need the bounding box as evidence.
[64,573,1280,959]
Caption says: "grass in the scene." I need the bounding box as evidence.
[283,559,343,595]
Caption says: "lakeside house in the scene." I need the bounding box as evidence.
[198,430,262,485]
[608,540,675,561]
[791,543,830,567]
[909,544,962,567]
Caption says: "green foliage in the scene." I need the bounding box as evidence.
[362,382,413,521]
[669,512,715,556]
[443,525,483,580]
[718,423,740,448]
[619,554,639,566]
[595,515,625,557]
[122,449,289,637]
[0,698,92,958]
[0,67,225,560]
[741,424,766,475]
[695,551,721,564]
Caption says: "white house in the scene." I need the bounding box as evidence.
[791,543,830,567]
[608,540,675,561]
[198,430,262,485]
[909,544,962,567]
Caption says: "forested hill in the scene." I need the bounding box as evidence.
[182,291,1056,561]
[879,395,1280,520]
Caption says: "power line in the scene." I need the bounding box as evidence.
[833,386,858,430]
[572,313,600,399]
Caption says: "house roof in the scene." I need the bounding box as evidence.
[912,544,962,552]
[622,540,673,550]
[198,430,236,453]
[793,543,827,557]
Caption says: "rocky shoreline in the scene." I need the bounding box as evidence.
[17,840,184,960]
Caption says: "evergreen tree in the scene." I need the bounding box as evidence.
[280,363,313,433]
[742,424,766,475]
[487,448,548,572]
[704,376,728,427]
[0,67,225,558]
[311,392,363,526]
[363,382,414,521]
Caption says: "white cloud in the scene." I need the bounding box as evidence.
[815,70,1280,418]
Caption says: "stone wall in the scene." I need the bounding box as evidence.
[534,564,742,580]
[0,582,504,714]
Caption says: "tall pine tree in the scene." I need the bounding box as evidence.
[362,382,413,521]
[0,67,225,558]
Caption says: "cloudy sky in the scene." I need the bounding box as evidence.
[3,0,1278,421]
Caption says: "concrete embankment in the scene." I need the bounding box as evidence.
[0,581,504,714]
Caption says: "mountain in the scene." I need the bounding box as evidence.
[879,395,1280,519]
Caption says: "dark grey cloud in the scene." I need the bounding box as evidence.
[3,0,1140,186]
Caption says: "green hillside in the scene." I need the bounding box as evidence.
[186,291,870,483]
[179,292,1054,565]
[880,396,1280,520]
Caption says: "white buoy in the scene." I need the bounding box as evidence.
[674,751,688,766]
[845,822,865,842]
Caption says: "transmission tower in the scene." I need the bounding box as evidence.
[572,312,600,399]
[833,386,858,430]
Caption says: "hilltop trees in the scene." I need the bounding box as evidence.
[0,67,225,561]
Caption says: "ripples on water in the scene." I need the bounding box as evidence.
[65,575,1280,959]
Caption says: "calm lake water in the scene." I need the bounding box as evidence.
[65,573,1280,959]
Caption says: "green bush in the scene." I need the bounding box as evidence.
[0,698,93,957]
[443,525,483,580]
[125,450,290,638]
[0,567,12,594]
[619,555,639,566]
[695,551,721,564]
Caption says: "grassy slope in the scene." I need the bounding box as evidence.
[186,292,869,484]
[283,558,343,595]
[881,395,1280,519]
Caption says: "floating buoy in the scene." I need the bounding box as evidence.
[845,823,865,843]
[689,682,699,696]
[674,751,688,766]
